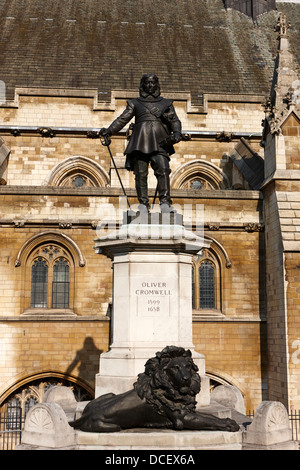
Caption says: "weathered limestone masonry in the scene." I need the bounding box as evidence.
[263,176,300,409]
[0,85,267,412]
[261,12,300,409]
[0,321,110,402]
[1,1,300,424]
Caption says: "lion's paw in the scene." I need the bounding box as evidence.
[225,418,240,432]
[173,418,184,430]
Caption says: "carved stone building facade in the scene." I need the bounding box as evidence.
[0,0,299,416]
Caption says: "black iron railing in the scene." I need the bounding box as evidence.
[0,406,24,451]
[289,409,300,444]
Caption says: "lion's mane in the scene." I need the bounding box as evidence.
[134,346,201,417]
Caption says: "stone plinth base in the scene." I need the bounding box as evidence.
[18,429,243,451]
[16,392,298,451]
[75,428,243,450]
[242,441,298,450]
[94,215,210,406]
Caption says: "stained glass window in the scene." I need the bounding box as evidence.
[72,175,87,187]
[190,179,204,190]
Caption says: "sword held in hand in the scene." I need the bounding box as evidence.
[99,131,131,210]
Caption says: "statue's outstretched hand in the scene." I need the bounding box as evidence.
[99,128,112,146]
[99,127,111,137]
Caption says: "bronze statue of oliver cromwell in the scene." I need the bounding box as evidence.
[100,74,182,212]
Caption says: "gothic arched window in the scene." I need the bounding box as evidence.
[192,250,221,313]
[16,232,85,316]
[1,378,93,426]
[170,160,230,190]
[199,260,215,309]
[27,244,74,313]
[46,156,110,188]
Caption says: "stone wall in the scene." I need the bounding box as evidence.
[193,322,266,411]
[0,223,113,317]
[0,320,110,402]
[0,93,264,187]
[282,114,300,170]
[286,251,300,409]
[0,189,266,409]
[0,89,267,411]
[263,181,289,406]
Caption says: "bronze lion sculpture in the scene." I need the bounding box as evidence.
[69,346,240,433]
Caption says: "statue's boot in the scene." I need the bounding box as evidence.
[155,170,174,212]
[134,168,150,211]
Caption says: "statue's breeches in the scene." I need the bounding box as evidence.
[133,152,171,206]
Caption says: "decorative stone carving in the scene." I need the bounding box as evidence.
[21,403,76,448]
[59,222,73,229]
[170,159,230,190]
[38,127,56,138]
[207,223,220,231]
[274,13,290,38]
[262,13,300,139]
[45,155,110,188]
[14,231,86,268]
[86,130,100,138]
[267,403,289,430]
[243,401,298,450]
[244,223,264,233]
[216,131,233,142]
[26,406,55,433]
[14,221,25,228]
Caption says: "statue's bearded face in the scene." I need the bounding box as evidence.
[142,76,158,95]
[140,74,160,96]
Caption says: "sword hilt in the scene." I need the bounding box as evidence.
[100,133,111,147]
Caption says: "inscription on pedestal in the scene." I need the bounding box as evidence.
[134,279,174,317]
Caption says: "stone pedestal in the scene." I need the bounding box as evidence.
[74,428,243,450]
[17,399,243,450]
[94,212,210,405]
[16,389,297,451]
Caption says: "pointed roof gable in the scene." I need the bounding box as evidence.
[263,12,300,137]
